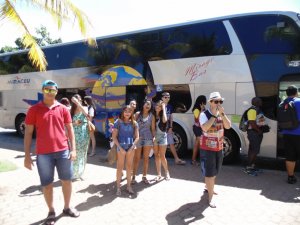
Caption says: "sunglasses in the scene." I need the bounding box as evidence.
[163,96,170,99]
[43,88,57,94]
[212,100,223,104]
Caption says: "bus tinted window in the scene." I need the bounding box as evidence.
[137,20,232,60]
[231,15,300,54]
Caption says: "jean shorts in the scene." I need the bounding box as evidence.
[155,133,167,146]
[36,150,73,186]
[200,150,223,177]
[136,139,153,148]
[167,132,175,145]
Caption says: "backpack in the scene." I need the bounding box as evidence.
[239,107,254,132]
[277,99,299,130]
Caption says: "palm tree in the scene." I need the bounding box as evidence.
[0,0,96,71]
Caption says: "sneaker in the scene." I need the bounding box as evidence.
[243,168,257,176]
[287,175,297,184]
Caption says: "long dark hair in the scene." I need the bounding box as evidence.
[84,96,96,111]
[70,94,82,117]
[155,100,167,131]
[137,99,153,120]
[192,95,207,112]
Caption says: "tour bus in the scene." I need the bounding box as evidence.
[1,11,300,163]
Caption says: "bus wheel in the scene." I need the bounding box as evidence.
[168,124,187,157]
[223,130,239,164]
[16,115,26,137]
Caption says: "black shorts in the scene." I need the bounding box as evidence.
[247,130,263,155]
[193,125,202,137]
[200,149,223,177]
[283,134,300,161]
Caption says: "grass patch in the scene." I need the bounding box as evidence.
[0,160,18,172]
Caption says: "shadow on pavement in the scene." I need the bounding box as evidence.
[166,193,208,224]
[1,129,300,204]
[75,176,161,211]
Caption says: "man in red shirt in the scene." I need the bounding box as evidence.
[24,80,79,225]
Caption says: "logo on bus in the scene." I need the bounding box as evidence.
[185,58,213,81]
[288,61,300,67]
[7,76,31,85]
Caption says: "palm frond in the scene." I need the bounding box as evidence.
[23,33,47,71]
[31,0,97,46]
[0,0,47,71]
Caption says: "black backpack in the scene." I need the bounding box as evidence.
[277,99,299,130]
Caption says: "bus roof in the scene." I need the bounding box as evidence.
[0,10,298,57]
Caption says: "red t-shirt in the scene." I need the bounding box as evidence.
[25,101,72,154]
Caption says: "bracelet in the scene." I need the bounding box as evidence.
[211,115,217,119]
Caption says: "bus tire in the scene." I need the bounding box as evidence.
[223,129,240,164]
[167,123,187,157]
[15,115,26,137]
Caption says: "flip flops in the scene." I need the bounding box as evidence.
[175,159,186,165]
[62,208,80,217]
[45,211,56,225]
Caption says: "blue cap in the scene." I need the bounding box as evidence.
[42,80,58,89]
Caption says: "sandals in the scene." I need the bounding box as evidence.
[175,159,186,165]
[208,200,216,208]
[45,211,56,225]
[89,152,96,157]
[62,208,80,217]
[131,176,136,185]
[191,160,199,166]
[116,188,121,196]
[127,187,134,194]
[165,172,171,181]
[142,176,150,184]
[204,189,218,195]
[155,175,163,182]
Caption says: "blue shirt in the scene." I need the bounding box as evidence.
[281,97,300,135]
[114,120,138,149]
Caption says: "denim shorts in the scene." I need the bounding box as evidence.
[200,150,223,177]
[167,133,175,145]
[155,133,167,146]
[36,150,73,186]
[136,139,153,148]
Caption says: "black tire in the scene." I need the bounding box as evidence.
[223,129,240,164]
[16,115,26,137]
[167,123,187,157]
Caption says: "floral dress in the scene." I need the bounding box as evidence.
[72,112,90,179]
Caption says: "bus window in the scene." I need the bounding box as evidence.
[126,85,147,111]
[153,84,192,113]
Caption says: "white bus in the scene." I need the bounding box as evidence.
[1,11,300,163]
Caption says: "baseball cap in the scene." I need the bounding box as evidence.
[42,80,58,89]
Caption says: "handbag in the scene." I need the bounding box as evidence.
[88,120,96,132]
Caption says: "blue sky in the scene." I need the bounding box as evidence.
[0,0,299,47]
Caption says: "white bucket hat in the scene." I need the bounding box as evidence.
[209,92,224,101]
